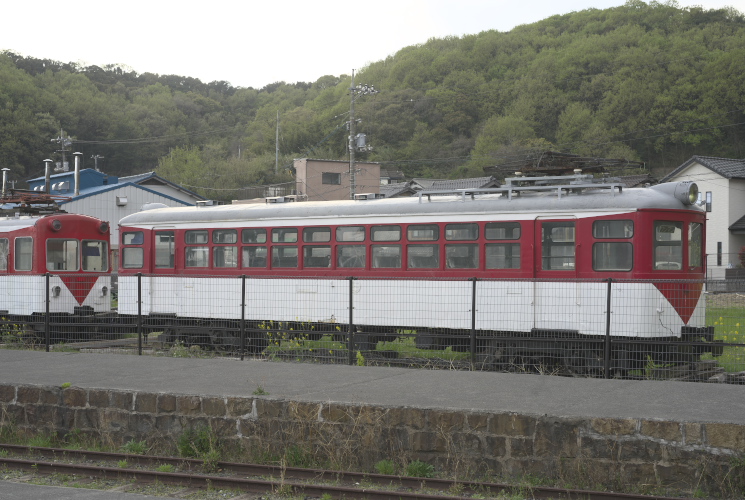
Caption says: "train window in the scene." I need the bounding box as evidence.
[446,244,479,269]
[338,245,365,268]
[689,223,703,268]
[485,222,521,240]
[654,221,683,270]
[303,227,331,243]
[242,246,267,268]
[82,240,109,272]
[14,238,33,271]
[0,238,7,271]
[303,246,331,268]
[272,228,298,243]
[122,232,143,245]
[486,243,520,269]
[272,246,298,267]
[213,229,237,244]
[592,243,632,271]
[372,245,401,268]
[242,228,267,244]
[47,239,79,271]
[185,230,208,244]
[185,247,209,268]
[593,220,633,239]
[122,248,144,269]
[445,223,478,241]
[371,226,401,242]
[214,247,238,268]
[407,224,439,241]
[155,231,175,269]
[337,226,365,242]
[541,222,575,270]
[407,244,439,269]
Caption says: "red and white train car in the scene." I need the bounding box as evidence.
[117,175,710,365]
[0,213,111,330]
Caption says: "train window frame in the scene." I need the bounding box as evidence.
[407,244,440,269]
[445,243,479,269]
[689,222,703,268]
[303,245,331,268]
[593,220,634,239]
[592,242,633,272]
[485,222,521,240]
[407,224,439,241]
[303,227,331,243]
[372,245,402,268]
[272,228,298,243]
[14,237,32,271]
[241,246,267,268]
[185,246,210,268]
[337,245,366,268]
[0,238,8,271]
[371,226,401,242]
[445,223,478,241]
[82,240,109,272]
[541,222,576,271]
[485,243,521,269]
[185,230,208,245]
[214,246,238,268]
[122,231,144,245]
[46,238,79,272]
[271,245,298,268]
[653,221,683,270]
[122,247,144,269]
[154,231,175,269]
[336,226,365,242]
[213,229,237,244]
[242,228,267,244]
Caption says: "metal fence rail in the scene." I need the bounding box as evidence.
[1,273,743,384]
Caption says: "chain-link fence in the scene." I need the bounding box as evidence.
[1,273,742,383]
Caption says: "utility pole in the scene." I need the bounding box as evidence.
[90,154,104,172]
[51,129,72,172]
[275,110,280,174]
[348,70,378,199]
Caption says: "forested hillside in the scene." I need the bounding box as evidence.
[1,0,743,201]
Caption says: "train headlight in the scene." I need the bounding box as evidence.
[674,182,698,206]
[50,219,62,231]
[99,222,109,234]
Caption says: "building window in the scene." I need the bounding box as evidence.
[322,172,341,185]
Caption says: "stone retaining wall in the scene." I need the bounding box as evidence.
[1,383,743,494]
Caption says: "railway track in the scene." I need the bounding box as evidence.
[0,444,693,500]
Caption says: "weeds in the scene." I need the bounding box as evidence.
[120,439,147,455]
[374,459,396,475]
[405,460,434,478]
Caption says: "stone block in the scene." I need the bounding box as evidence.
[134,393,157,414]
[655,464,697,489]
[684,423,703,445]
[466,413,489,431]
[427,410,465,431]
[16,386,40,404]
[101,409,130,432]
[534,418,579,458]
[0,385,15,403]
[74,408,100,429]
[484,435,507,458]
[226,397,254,418]
[387,407,426,429]
[62,387,86,408]
[256,399,284,419]
[706,423,745,452]
[157,394,176,413]
[87,389,109,408]
[209,417,236,438]
[590,418,637,436]
[202,397,227,417]
[489,413,536,437]
[580,436,618,460]
[411,430,438,452]
[110,392,134,411]
[176,396,201,415]
[509,437,534,458]
[39,388,61,405]
[154,414,183,436]
[640,420,681,442]
[618,439,663,462]
[287,401,319,421]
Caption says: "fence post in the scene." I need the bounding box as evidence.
[240,275,246,361]
[470,277,477,368]
[137,273,142,356]
[603,278,613,378]
[348,277,355,366]
[44,273,50,352]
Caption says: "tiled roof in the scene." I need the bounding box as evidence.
[661,156,745,182]
[730,214,745,232]
[380,182,416,198]
[616,174,657,188]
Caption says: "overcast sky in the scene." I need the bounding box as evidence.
[3,0,744,89]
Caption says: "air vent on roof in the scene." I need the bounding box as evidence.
[354,193,385,200]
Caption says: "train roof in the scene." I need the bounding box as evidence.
[0,213,106,233]
[119,181,703,229]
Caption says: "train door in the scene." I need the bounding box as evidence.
[533,217,578,332]
[150,228,176,314]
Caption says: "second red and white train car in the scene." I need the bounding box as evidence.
[116,174,710,365]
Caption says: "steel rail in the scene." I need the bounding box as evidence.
[0,444,693,500]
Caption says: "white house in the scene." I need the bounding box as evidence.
[660,156,745,277]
